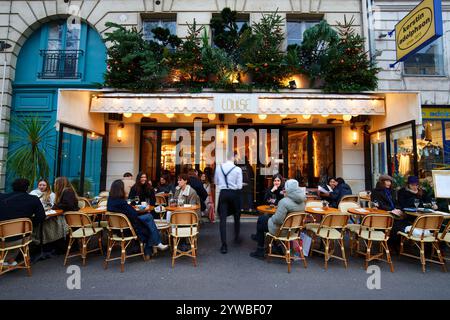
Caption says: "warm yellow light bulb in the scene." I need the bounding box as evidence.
[207,114,216,120]
[280,114,288,118]
[123,113,132,118]
[343,114,352,121]
[302,114,311,120]
[184,113,192,117]
[258,114,267,120]
[235,114,242,117]
[321,114,329,118]
[142,113,151,117]
[166,113,175,118]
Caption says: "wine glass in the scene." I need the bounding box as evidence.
[414,199,420,211]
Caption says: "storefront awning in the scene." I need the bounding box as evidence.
[89,92,386,116]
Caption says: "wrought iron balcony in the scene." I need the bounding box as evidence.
[38,50,83,79]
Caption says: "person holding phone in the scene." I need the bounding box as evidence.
[263,174,284,206]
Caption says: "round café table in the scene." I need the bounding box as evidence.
[347,207,388,216]
[256,205,277,215]
[165,204,200,212]
[304,206,341,215]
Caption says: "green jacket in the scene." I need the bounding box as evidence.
[268,188,306,235]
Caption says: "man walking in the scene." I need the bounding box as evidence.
[215,153,243,254]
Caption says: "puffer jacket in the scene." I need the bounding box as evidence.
[268,188,306,235]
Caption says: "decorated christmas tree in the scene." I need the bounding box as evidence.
[322,16,380,93]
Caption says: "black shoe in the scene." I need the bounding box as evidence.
[220,244,228,254]
[251,234,257,242]
[250,249,265,260]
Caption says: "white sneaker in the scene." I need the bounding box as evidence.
[156,243,169,251]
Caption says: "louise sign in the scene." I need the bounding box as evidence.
[214,94,258,114]
[391,0,443,67]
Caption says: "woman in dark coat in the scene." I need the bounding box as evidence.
[263,173,285,206]
[108,179,167,258]
[128,172,156,205]
[371,175,407,251]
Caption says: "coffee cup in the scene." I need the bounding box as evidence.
[141,202,147,207]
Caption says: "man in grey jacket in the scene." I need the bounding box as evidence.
[250,179,306,259]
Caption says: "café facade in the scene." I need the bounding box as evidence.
[0,0,424,204]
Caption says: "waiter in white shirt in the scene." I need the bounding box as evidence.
[214,152,243,254]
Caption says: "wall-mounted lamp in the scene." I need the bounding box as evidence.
[289,80,297,89]
[207,114,216,121]
[117,123,124,143]
[351,125,358,146]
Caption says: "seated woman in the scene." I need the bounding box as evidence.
[173,174,201,216]
[263,173,285,206]
[155,173,175,194]
[319,177,352,208]
[35,177,79,256]
[250,179,306,259]
[107,179,168,259]
[29,178,56,210]
[371,175,406,250]
[128,172,156,205]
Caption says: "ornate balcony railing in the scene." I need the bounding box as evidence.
[38,50,83,79]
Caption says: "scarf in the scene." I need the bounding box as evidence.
[384,188,395,210]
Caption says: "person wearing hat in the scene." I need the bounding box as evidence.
[250,179,306,259]
[397,176,436,211]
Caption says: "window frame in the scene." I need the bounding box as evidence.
[285,15,322,49]
[402,37,447,77]
[142,14,177,42]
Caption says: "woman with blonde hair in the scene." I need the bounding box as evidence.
[52,177,79,212]
[29,178,56,210]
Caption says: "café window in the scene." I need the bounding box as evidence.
[286,18,321,47]
[403,38,445,76]
[143,15,177,42]
[387,122,417,178]
[57,124,104,197]
[417,119,450,179]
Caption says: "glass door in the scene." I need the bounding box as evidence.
[59,126,84,195]
[371,131,387,188]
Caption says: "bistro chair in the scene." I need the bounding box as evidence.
[358,191,371,207]
[305,213,349,270]
[155,195,167,205]
[398,214,446,273]
[170,210,199,268]
[64,212,103,266]
[99,191,109,198]
[0,218,33,277]
[340,195,359,203]
[349,214,394,272]
[77,197,92,209]
[265,212,307,273]
[104,212,146,273]
[438,222,450,262]
[97,198,108,208]
[338,200,361,225]
[305,200,324,223]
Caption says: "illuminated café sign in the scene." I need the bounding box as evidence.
[390,0,443,67]
[422,108,450,119]
[214,94,258,114]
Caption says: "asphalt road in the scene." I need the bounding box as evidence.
[1,220,449,300]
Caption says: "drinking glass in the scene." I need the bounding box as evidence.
[134,196,140,205]
[431,198,437,208]
[177,198,184,207]
[414,199,420,210]
[371,200,379,209]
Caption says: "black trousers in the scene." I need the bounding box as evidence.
[218,189,241,245]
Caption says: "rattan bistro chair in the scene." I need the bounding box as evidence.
[340,195,359,203]
[438,222,450,261]
[0,218,33,276]
[170,210,199,268]
[265,212,307,273]
[155,195,167,205]
[104,212,146,272]
[398,214,446,273]
[77,197,92,209]
[64,212,103,266]
[350,214,394,272]
[306,213,350,270]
